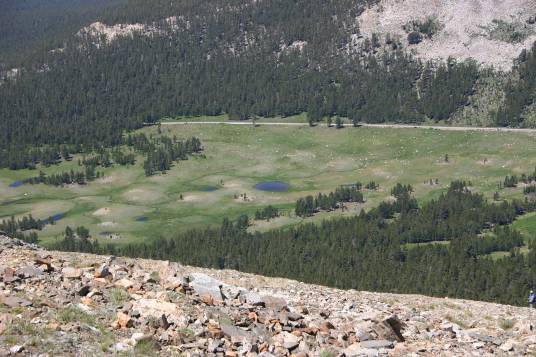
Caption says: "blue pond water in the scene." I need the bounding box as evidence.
[199,186,219,192]
[254,181,289,192]
[44,213,65,224]
[135,216,149,222]
[9,181,24,188]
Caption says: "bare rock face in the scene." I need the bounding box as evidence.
[358,0,536,71]
[0,234,534,356]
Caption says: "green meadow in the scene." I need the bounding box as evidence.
[1,122,535,246]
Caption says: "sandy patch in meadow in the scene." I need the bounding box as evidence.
[93,207,111,216]
[98,221,116,227]
[96,175,116,184]
[182,194,202,202]
[326,158,359,171]
[123,188,162,203]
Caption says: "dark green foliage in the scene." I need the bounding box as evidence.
[25,166,99,186]
[364,181,379,190]
[0,214,45,244]
[131,134,202,176]
[396,182,518,244]
[295,185,364,217]
[504,175,519,188]
[0,215,45,234]
[0,0,124,69]
[419,60,479,120]
[254,205,280,221]
[407,31,422,45]
[524,185,536,195]
[335,117,343,129]
[495,43,536,127]
[404,18,441,39]
[61,226,98,252]
[390,183,413,198]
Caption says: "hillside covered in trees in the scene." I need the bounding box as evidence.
[2,0,536,169]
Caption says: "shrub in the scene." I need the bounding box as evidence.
[408,31,422,45]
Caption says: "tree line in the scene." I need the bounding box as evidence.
[25,166,102,186]
[0,214,48,244]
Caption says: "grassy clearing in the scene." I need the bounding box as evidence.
[1,122,535,245]
[512,212,536,241]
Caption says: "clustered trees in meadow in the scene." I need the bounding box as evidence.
[0,214,46,244]
[254,205,280,221]
[125,134,202,176]
[295,184,365,217]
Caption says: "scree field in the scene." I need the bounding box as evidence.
[1,121,535,246]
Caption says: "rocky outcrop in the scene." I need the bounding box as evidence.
[358,0,536,71]
[0,235,534,356]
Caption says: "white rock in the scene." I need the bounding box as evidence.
[10,345,24,354]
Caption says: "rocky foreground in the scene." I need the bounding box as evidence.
[1,236,536,356]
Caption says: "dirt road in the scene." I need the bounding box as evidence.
[154,121,536,134]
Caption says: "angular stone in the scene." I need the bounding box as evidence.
[94,264,110,278]
[500,340,514,352]
[130,332,152,345]
[360,340,394,349]
[0,295,32,308]
[320,321,335,332]
[34,256,53,271]
[344,343,364,357]
[189,273,224,301]
[131,298,181,326]
[2,267,18,283]
[208,339,221,353]
[467,331,504,346]
[112,312,133,329]
[263,295,287,311]
[239,291,287,310]
[110,342,132,352]
[78,285,91,296]
[221,325,253,342]
[18,265,43,278]
[221,285,243,301]
[115,278,135,289]
[287,312,303,321]
[280,331,301,350]
[9,345,24,354]
[240,291,264,306]
[164,276,183,290]
[372,315,405,342]
[62,267,82,279]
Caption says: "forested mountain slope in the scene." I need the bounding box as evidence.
[2,0,536,165]
[0,0,124,69]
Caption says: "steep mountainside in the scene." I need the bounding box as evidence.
[0,0,124,69]
[1,235,535,356]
